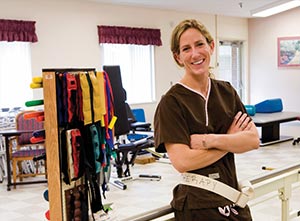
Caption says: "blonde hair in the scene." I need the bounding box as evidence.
[170,19,214,67]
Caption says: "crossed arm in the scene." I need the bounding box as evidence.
[165,111,260,173]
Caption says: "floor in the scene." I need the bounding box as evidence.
[0,181,48,221]
[1,122,300,221]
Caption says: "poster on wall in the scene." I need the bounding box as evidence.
[278,36,300,67]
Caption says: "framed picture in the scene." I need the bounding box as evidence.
[278,36,300,67]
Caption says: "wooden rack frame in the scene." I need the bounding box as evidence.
[43,68,95,221]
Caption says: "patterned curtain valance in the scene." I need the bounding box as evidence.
[0,19,38,42]
[98,25,162,46]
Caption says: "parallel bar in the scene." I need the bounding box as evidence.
[122,205,174,221]
[124,163,300,221]
[249,162,300,184]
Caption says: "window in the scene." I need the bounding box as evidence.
[218,41,244,101]
[100,43,155,104]
[97,25,161,104]
[0,42,32,108]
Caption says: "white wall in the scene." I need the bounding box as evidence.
[0,0,248,124]
[249,7,300,111]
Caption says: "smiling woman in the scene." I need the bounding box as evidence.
[154,19,259,221]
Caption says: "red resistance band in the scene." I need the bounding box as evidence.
[30,136,45,144]
[66,74,78,123]
[71,129,82,179]
[75,74,84,122]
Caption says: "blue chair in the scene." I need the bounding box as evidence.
[132,108,146,122]
[125,104,151,132]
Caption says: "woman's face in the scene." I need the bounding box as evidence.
[175,28,214,77]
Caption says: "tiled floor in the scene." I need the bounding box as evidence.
[1,122,300,220]
[0,181,49,221]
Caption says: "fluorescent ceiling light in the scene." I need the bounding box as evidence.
[251,0,300,17]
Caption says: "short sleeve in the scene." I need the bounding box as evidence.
[154,95,190,153]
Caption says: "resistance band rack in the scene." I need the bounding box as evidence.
[43,68,95,221]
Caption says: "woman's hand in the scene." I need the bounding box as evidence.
[227,111,252,134]
[190,111,254,150]
[190,134,207,150]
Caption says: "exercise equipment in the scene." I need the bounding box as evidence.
[103,65,159,189]
[23,111,44,120]
[255,98,283,113]
[25,99,44,107]
[32,76,43,84]
[32,129,46,138]
[30,136,45,144]
[244,105,256,116]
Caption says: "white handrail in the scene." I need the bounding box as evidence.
[123,162,300,221]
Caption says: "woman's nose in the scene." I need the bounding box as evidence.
[191,47,199,57]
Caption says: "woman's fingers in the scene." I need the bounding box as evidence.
[227,111,252,134]
[232,111,242,125]
[238,113,251,130]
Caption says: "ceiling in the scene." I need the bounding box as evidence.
[87,0,283,18]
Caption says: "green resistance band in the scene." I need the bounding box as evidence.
[25,99,44,107]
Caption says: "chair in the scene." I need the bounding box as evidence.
[103,65,154,179]
[9,110,46,188]
[132,108,147,122]
[125,103,151,133]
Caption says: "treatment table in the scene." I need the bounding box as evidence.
[251,111,300,146]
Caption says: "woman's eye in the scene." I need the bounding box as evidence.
[182,47,189,52]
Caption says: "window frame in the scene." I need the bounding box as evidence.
[218,40,245,102]
[100,43,156,105]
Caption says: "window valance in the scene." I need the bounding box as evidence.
[0,19,38,42]
[98,25,162,46]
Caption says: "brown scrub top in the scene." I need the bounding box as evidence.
[154,78,248,210]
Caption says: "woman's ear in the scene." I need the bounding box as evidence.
[174,53,184,67]
[209,40,215,55]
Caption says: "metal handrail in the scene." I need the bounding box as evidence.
[122,205,174,221]
[123,162,300,221]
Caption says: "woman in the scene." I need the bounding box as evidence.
[154,19,260,220]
